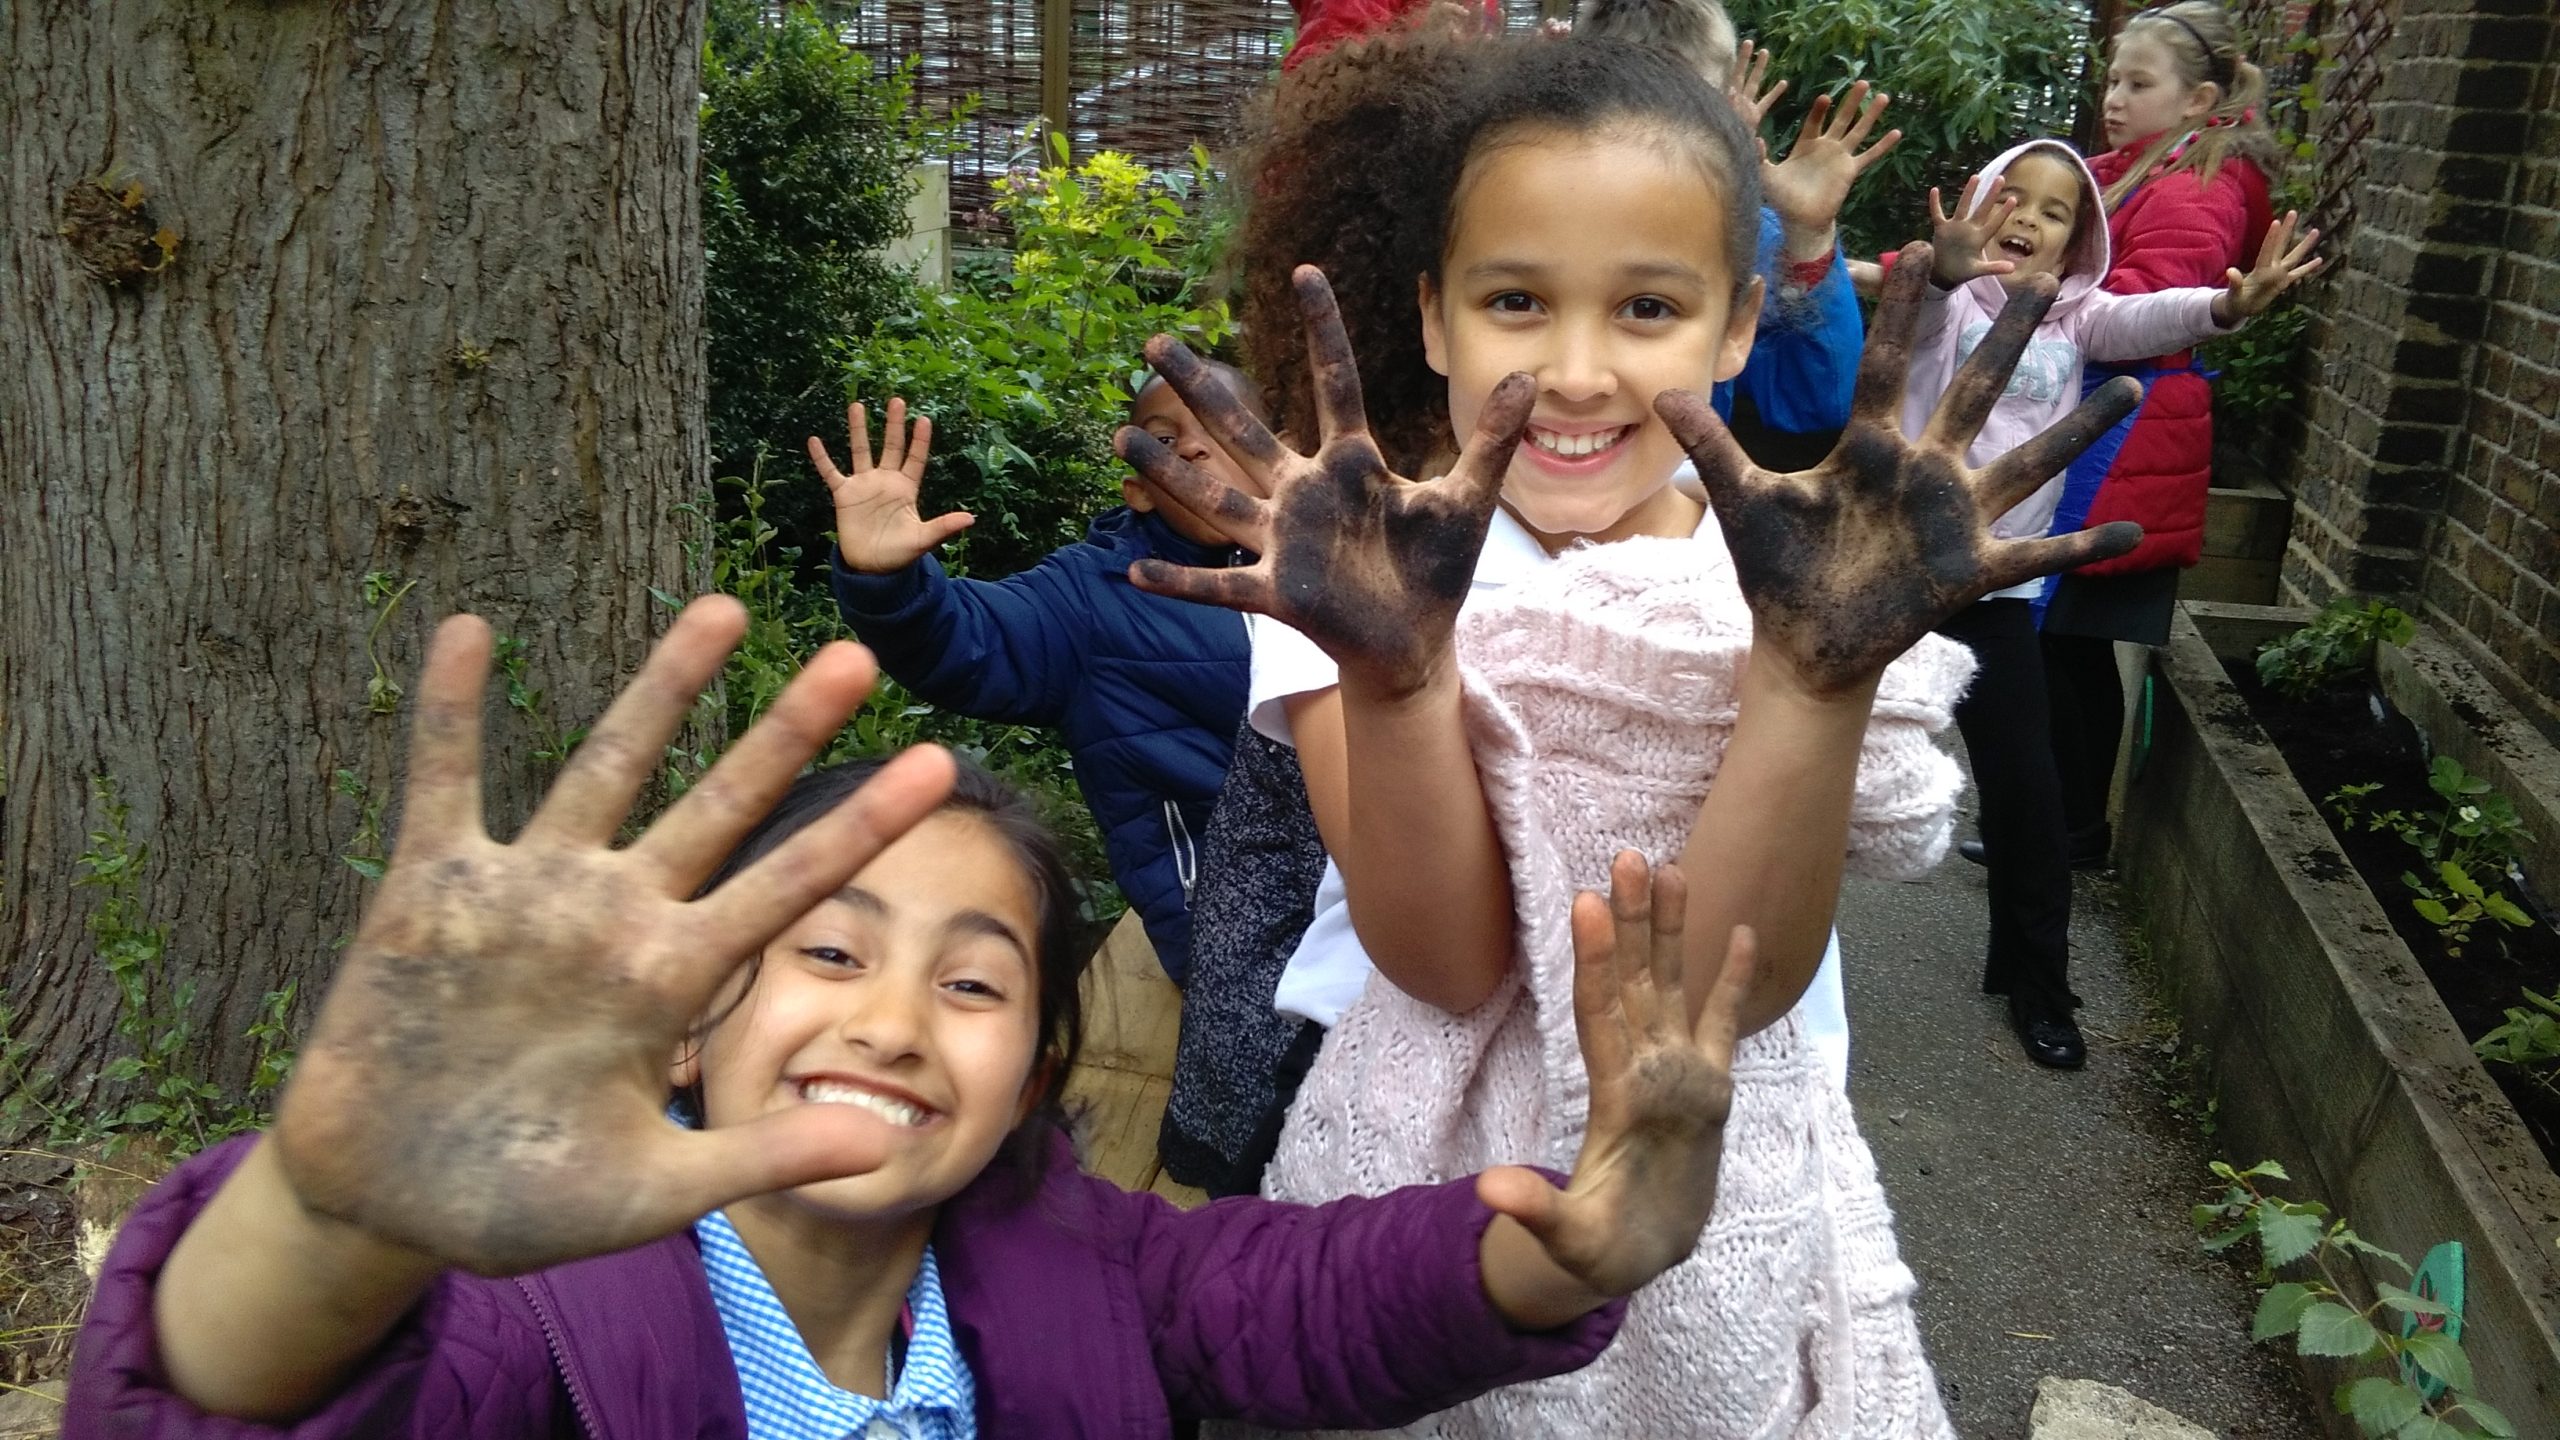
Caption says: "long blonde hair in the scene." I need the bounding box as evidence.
[2101,2,2281,211]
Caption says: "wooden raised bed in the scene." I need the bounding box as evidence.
[2118,601,2560,1430]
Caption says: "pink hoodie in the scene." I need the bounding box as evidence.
[1897,139,2236,549]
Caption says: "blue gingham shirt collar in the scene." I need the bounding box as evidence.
[695,1207,976,1440]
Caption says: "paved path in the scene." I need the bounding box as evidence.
[1838,855,2323,1438]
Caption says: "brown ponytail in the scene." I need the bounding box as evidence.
[2101,2,2281,212]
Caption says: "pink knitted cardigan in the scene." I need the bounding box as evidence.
[1239,530,1970,1439]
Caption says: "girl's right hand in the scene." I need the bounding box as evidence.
[808,398,974,573]
[1926,174,2019,289]
[270,598,958,1277]
[1118,265,1535,701]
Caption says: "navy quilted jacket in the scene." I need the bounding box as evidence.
[832,508,1248,981]
[67,1131,1622,1437]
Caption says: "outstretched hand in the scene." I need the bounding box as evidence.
[1760,80,1902,258]
[1118,265,1533,700]
[1727,39,1787,129]
[1477,854,1749,1302]
[2213,210,2324,325]
[271,598,959,1276]
[1657,243,2144,695]
[809,398,974,573]
[1927,173,2019,289]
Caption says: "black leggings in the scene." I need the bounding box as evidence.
[1936,600,2076,1011]
[2041,631,2126,841]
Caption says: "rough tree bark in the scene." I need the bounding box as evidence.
[0,0,710,1118]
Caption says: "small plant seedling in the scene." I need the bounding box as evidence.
[2197,1159,2515,1437]
[360,571,417,715]
[2256,598,2414,700]
[2475,988,2560,1101]
[2326,757,2535,958]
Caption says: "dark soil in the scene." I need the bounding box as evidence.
[2225,662,2560,1164]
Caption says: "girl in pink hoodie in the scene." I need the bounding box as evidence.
[1853,137,2317,1066]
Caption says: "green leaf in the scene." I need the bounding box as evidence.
[2400,1330,2474,1392]
[2441,862,2485,901]
[2374,1282,2449,1317]
[2338,1376,2423,1432]
[2252,1282,2317,1340]
[120,1101,166,1125]
[2295,1301,2384,1358]
[2391,1415,2462,1440]
[101,1056,144,1082]
[2456,1397,2516,1438]
[2240,1159,2292,1181]
[2481,892,2531,927]
[2201,1217,2258,1253]
[343,855,386,881]
[2258,1207,2324,1266]
[2413,897,2453,925]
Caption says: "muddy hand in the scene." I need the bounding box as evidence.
[1477,854,1751,1298]
[1658,244,2143,696]
[272,599,957,1276]
[1119,265,1534,699]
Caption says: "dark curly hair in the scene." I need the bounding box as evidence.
[1231,21,1762,475]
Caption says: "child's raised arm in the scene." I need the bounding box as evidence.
[148,599,955,1420]
[1123,268,1528,1015]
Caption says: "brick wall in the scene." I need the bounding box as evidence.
[2281,0,2560,740]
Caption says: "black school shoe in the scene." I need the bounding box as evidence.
[2009,994,2087,1069]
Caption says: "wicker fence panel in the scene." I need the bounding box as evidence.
[2232,0,2395,244]
[844,1,1574,239]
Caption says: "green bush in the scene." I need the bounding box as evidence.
[703,0,936,511]
[1725,0,2093,260]
[834,136,1236,578]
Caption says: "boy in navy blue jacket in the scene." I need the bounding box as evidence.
[811,368,1267,983]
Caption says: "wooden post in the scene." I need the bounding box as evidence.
[1041,0,1073,160]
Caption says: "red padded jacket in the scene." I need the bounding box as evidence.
[2075,135,2272,574]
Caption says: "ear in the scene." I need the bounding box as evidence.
[1419,273,1451,378]
[1120,476,1156,513]
[2184,79,2222,125]
[1712,276,1765,384]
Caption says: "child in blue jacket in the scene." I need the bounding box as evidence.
[812,370,1267,984]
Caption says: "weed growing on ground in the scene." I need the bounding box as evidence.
[2326,756,2536,958]
[2254,598,2414,701]
[2198,1160,2514,1437]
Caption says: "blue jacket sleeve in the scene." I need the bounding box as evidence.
[1128,1172,1624,1426]
[1718,207,1863,432]
[829,547,1091,729]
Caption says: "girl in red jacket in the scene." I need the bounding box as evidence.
[2039,0,2280,860]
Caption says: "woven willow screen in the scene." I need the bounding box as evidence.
[839,1,1564,236]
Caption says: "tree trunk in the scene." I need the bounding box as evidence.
[0,0,710,1123]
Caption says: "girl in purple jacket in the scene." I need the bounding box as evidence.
[67,595,1762,1439]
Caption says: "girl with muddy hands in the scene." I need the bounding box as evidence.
[1119,252,2142,1035]
[84,597,1775,1435]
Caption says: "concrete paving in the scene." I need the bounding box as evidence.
[1838,850,2325,1438]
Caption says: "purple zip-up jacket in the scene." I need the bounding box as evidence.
[67,1130,1623,1438]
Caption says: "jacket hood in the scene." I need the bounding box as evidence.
[1955,139,2111,318]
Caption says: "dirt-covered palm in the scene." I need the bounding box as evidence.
[271,598,958,1277]
[1657,243,2145,696]
[1759,81,1902,247]
[1477,853,1749,1298]
[1120,265,1534,699]
[808,398,974,573]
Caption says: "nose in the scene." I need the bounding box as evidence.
[1179,431,1216,465]
[1541,316,1618,406]
[839,971,929,1062]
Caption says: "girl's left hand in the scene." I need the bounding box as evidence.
[1115,266,1534,701]
[1476,853,1748,1300]
[1760,81,1902,257]
[1656,244,2145,697]
[1727,39,1787,129]
[2214,210,2324,325]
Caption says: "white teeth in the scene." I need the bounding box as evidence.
[1529,426,1629,458]
[799,1080,931,1128]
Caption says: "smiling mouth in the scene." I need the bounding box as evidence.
[1998,235,2038,259]
[1527,425,1633,459]
[797,1077,937,1128]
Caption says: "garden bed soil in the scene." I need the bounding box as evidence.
[2223,661,2560,1164]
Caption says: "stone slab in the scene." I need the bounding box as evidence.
[2028,1377,2216,1439]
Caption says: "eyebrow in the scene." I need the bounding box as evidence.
[1459,258,1709,288]
[831,886,1032,965]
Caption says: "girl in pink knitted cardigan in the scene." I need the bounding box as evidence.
[1120,23,2146,1437]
